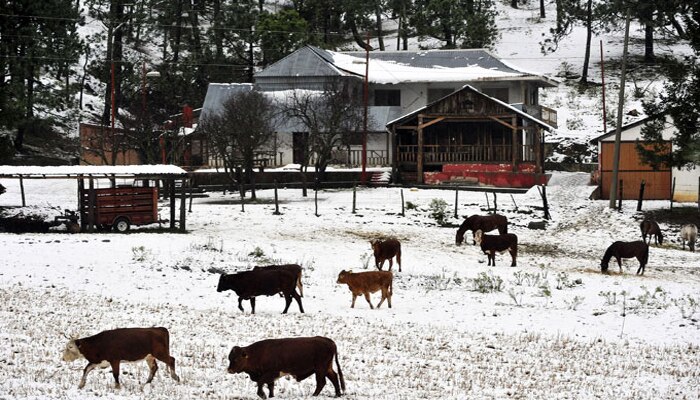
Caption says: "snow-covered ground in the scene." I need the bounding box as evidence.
[1,172,698,399]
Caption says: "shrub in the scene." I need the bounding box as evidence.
[428,198,448,226]
[472,272,503,293]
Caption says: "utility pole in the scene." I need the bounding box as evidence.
[361,31,370,184]
[609,9,631,209]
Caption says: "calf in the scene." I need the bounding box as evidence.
[61,327,180,389]
[228,336,345,399]
[456,213,508,245]
[336,270,393,309]
[217,268,304,314]
[253,264,304,297]
[640,219,663,245]
[370,238,402,272]
[474,229,518,267]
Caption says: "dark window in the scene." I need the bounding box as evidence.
[427,88,455,103]
[374,89,401,106]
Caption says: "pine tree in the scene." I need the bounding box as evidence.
[410,0,498,49]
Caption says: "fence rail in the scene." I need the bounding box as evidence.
[397,145,535,163]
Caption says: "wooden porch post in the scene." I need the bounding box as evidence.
[534,127,543,173]
[417,115,424,184]
[87,178,95,233]
[391,125,398,182]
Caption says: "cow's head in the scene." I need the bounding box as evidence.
[216,274,229,292]
[369,240,381,254]
[337,270,352,284]
[227,346,247,374]
[61,339,83,362]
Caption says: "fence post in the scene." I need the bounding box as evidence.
[19,176,26,207]
[484,192,491,213]
[510,194,519,212]
[240,191,245,213]
[400,189,405,217]
[636,180,645,212]
[541,185,550,220]
[617,179,623,211]
[670,177,676,211]
[697,176,699,212]
[492,191,497,212]
[454,189,459,218]
[273,180,281,215]
[314,188,319,217]
[352,184,357,214]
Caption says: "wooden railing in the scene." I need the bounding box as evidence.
[332,149,388,166]
[397,145,536,163]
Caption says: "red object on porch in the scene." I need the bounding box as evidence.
[424,163,549,188]
[183,105,193,128]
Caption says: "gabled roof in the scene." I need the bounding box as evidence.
[387,85,557,132]
[200,83,254,119]
[256,45,557,87]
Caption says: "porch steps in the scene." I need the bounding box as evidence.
[371,171,391,186]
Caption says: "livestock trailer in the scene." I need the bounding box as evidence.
[80,185,159,232]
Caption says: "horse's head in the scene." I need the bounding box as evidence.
[455,216,473,245]
[600,259,609,273]
[657,231,664,245]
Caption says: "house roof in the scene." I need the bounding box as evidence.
[200,83,254,119]
[387,85,557,132]
[590,117,653,143]
[256,45,557,87]
[0,165,188,179]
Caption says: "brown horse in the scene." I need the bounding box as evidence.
[601,241,649,275]
[456,214,508,245]
[640,220,663,245]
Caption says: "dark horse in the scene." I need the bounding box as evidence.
[455,214,508,245]
[601,241,649,275]
[640,220,663,245]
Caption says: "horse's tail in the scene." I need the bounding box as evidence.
[396,244,402,271]
[335,348,346,393]
[641,243,649,267]
[601,244,614,272]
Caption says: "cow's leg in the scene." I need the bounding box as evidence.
[250,297,256,314]
[377,260,384,271]
[326,362,342,397]
[256,382,267,399]
[510,247,517,267]
[267,381,275,398]
[154,353,180,382]
[377,289,386,309]
[312,368,327,396]
[110,360,121,388]
[364,292,374,309]
[291,290,304,313]
[78,362,99,389]
[351,293,357,308]
[616,256,622,272]
[282,293,292,314]
[388,258,393,271]
[238,297,245,312]
[145,355,158,384]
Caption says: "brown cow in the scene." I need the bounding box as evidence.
[217,268,304,314]
[474,229,518,267]
[61,327,180,389]
[336,270,393,309]
[228,336,345,399]
[370,238,402,272]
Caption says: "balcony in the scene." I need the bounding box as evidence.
[514,104,558,128]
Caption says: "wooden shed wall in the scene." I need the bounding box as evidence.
[599,142,671,199]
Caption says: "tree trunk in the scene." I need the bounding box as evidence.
[248,27,255,83]
[347,16,372,51]
[580,0,593,84]
[187,0,202,59]
[172,0,184,63]
[375,3,385,51]
[644,23,655,63]
[540,0,546,18]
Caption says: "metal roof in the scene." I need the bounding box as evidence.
[255,46,347,79]
[200,83,254,119]
[0,165,188,179]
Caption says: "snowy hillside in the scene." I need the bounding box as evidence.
[1,172,698,398]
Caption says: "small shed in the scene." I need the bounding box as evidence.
[0,165,189,232]
[592,116,698,202]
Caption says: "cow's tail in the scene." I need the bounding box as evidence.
[297,271,304,298]
[335,350,346,393]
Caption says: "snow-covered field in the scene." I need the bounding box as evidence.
[1,172,698,399]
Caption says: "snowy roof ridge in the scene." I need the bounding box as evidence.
[0,165,188,178]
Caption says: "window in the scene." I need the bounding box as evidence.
[373,89,401,106]
[427,88,455,103]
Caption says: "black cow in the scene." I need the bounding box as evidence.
[228,336,345,399]
[61,327,180,389]
[217,269,304,314]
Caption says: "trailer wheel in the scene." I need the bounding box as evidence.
[113,217,130,233]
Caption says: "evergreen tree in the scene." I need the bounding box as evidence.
[258,9,310,66]
[410,0,498,49]
[638,3,700,169]
[0,0,82,151]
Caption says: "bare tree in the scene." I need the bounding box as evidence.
[282,79,365,193]
[198,90,276,199]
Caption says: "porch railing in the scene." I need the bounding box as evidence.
[332,149,388,166]
[397,144,536,163]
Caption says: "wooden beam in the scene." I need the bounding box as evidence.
[19,176,26,207]
[417,115,424,184]
[396,125,418,130]
[179,178,187,232]
[489,116,517,130]
[418,116,445,130]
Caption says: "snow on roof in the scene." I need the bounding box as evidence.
[0,165,188,178]
[326,50,527,84]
